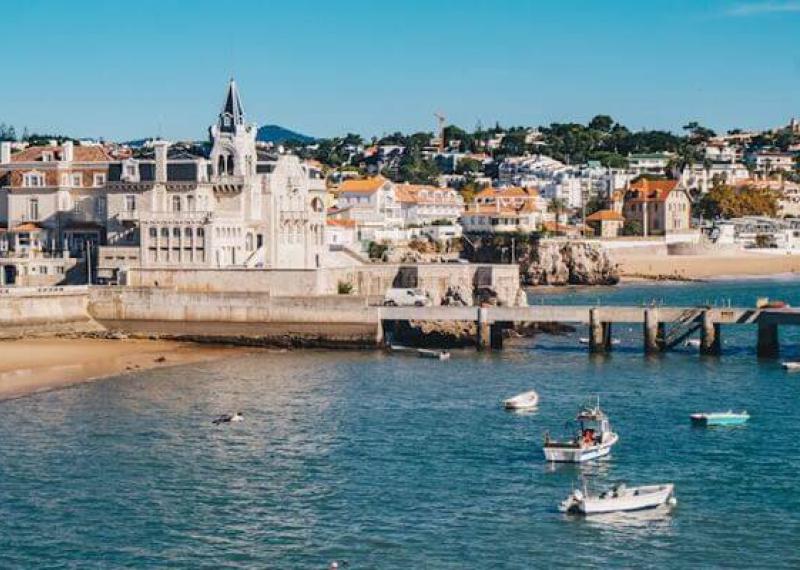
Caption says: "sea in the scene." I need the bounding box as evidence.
[2,278,800,568]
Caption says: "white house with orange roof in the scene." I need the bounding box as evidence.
[622,178,692,236]
[395,183,464,226]
[334,176,404,241]
[460,201,544,234]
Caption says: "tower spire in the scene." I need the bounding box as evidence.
[219,78,245,132]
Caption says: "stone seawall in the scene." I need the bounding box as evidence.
[0,286,100,338]
[88,288,381,348]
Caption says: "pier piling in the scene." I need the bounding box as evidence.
[643,309,660,354]
[700,311,721,355]
[477,307,491,351]
[757,322,779,358]
[589,308,606,353]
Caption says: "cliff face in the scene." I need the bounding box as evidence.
[466,236,619,286]
[520,241,619,286]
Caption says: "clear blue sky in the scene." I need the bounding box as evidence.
[3,0,798,141]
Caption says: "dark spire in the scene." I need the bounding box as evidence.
[219,79,245,133]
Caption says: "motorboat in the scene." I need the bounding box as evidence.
[417,348,450,360]
[503,390,539,410]
[543,398,619,462]
[684,339,701,348]
[560,482,676,515]
[782,361,800,371]
[690,411,749,426]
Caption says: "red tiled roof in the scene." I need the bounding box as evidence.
[627,179,679,202]
[11,144,112,163]
[586,209,625,222]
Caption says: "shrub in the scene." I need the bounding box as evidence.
[337,281,354,295]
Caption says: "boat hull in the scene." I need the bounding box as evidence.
[543,433,618,463]
[566,484,675,515]
[691,413,749,426]
[504,391,539,410]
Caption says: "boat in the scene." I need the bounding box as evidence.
[560,482,676,515]
[684,339,701,348]
[690,410,749,426]
[389,345,450,360]
[503,390,539,410]
[543,398,619,462]
[417,348,450,360]
[782,361,800,371]
[578,337,621,346]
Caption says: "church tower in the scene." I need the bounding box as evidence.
[209,79,257,177]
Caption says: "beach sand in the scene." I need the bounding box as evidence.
[612,250,800,281]
[0,338,249,401]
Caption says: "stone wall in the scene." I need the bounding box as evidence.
[124,264,521,306]
[0,286,99,337]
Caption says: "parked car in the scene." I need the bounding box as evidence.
[383,288,432,307]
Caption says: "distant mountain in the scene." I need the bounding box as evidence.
[256,124,314,144]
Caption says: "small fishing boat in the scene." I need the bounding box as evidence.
[690,410,749,426]
[684,339,701,348]
[417,348,450,360]
[782,361,800,371]
[543,398,619,463]
[560,482,676,515]
[503,390,539,410]
[578,337,621,346]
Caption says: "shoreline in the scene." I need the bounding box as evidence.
[0,338,252,402]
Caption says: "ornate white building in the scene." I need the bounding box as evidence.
[99,80,327,281]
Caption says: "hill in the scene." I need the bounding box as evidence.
[256,124,314,144]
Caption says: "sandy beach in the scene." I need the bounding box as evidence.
[0,338,249,401]
[613,250,800,281]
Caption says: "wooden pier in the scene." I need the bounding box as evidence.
[379,305,798,357]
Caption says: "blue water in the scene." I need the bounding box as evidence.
[2,280,800,568]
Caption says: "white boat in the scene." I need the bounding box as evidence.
[560,482,676,515]
[684,339,701,348]
[579,337,621,346]
[543,398,618,463]
[782,361,800,371]
[503,390,539,410]
[417,348,450,360]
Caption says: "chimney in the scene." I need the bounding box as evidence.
[0,142,10,164]
[62,140,74,162]
[153,140,169,183]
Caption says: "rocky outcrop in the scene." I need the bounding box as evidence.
[441,284,473,306]
[520,241,619,286]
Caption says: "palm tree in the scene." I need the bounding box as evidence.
[548,198,567,236]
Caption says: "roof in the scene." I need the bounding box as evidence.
[338,176,389,194]
[463,201,540,217]
[627,179,680,202]
[10,145,112,163]
[326,218,356,228]
[12,222,45,232]
[586,209,625,222]
[476,186,540,200]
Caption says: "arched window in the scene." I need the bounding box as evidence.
[197,228,204,238]
[218,155,226,175]
[172,195,182,212]
[160,227,169,238]
[184,227,193,238]
[186,195,194,211]
[149,227,157,238]
[173,227,181,238]
[226,155,234,174]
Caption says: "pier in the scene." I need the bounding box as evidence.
[379,305,800,357]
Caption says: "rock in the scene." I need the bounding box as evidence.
[441,284,473,306]
[155,356,166,363]
[521,241,619,286]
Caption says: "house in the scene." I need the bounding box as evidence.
[335,176,404,242]
[586,209,625,238]
[627,152,674,176]
[394,183,464,226]
[0,140,113,285]
[746,151,796,174]
[97,80,327,282]
[623,179,692,236]
[460,201,543,234]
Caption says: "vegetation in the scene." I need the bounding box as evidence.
[622,220,643,236]
[337,281,354,295]
[695,184,780,219]
[367,241,389,260]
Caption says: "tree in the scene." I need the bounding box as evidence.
[696,184,780,219]
[0,123,16,141]
[588,115,614,132]
[622,220,642,236]
[548,198,568,234]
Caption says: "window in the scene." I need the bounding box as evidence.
[38,266,48,275]
[126,165,136,177]
[197,228,204,238]
[23,173,45,187]
[160,227,169,238]
[125,195,136,212]
[149,227,157,238]
[28,198,39,220]
[186,195,194,211]
[93,173,106,187]
[41,152,53,162]
[172,227,180,238]
[172,195,182,212]
[184,227,193,238]
[71,173,83,187]
[95,197,106,218]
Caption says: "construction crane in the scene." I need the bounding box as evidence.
[434,111,446,152]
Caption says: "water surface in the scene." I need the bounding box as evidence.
[1,280,800,568]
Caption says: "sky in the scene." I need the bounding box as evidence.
[2,0,798,141]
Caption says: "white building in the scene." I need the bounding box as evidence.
[98,80,327,281]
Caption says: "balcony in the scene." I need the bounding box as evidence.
[140,210,214,224]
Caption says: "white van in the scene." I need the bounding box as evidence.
[383,288,432,307]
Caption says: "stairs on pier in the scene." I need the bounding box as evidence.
[660,308,705,350]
